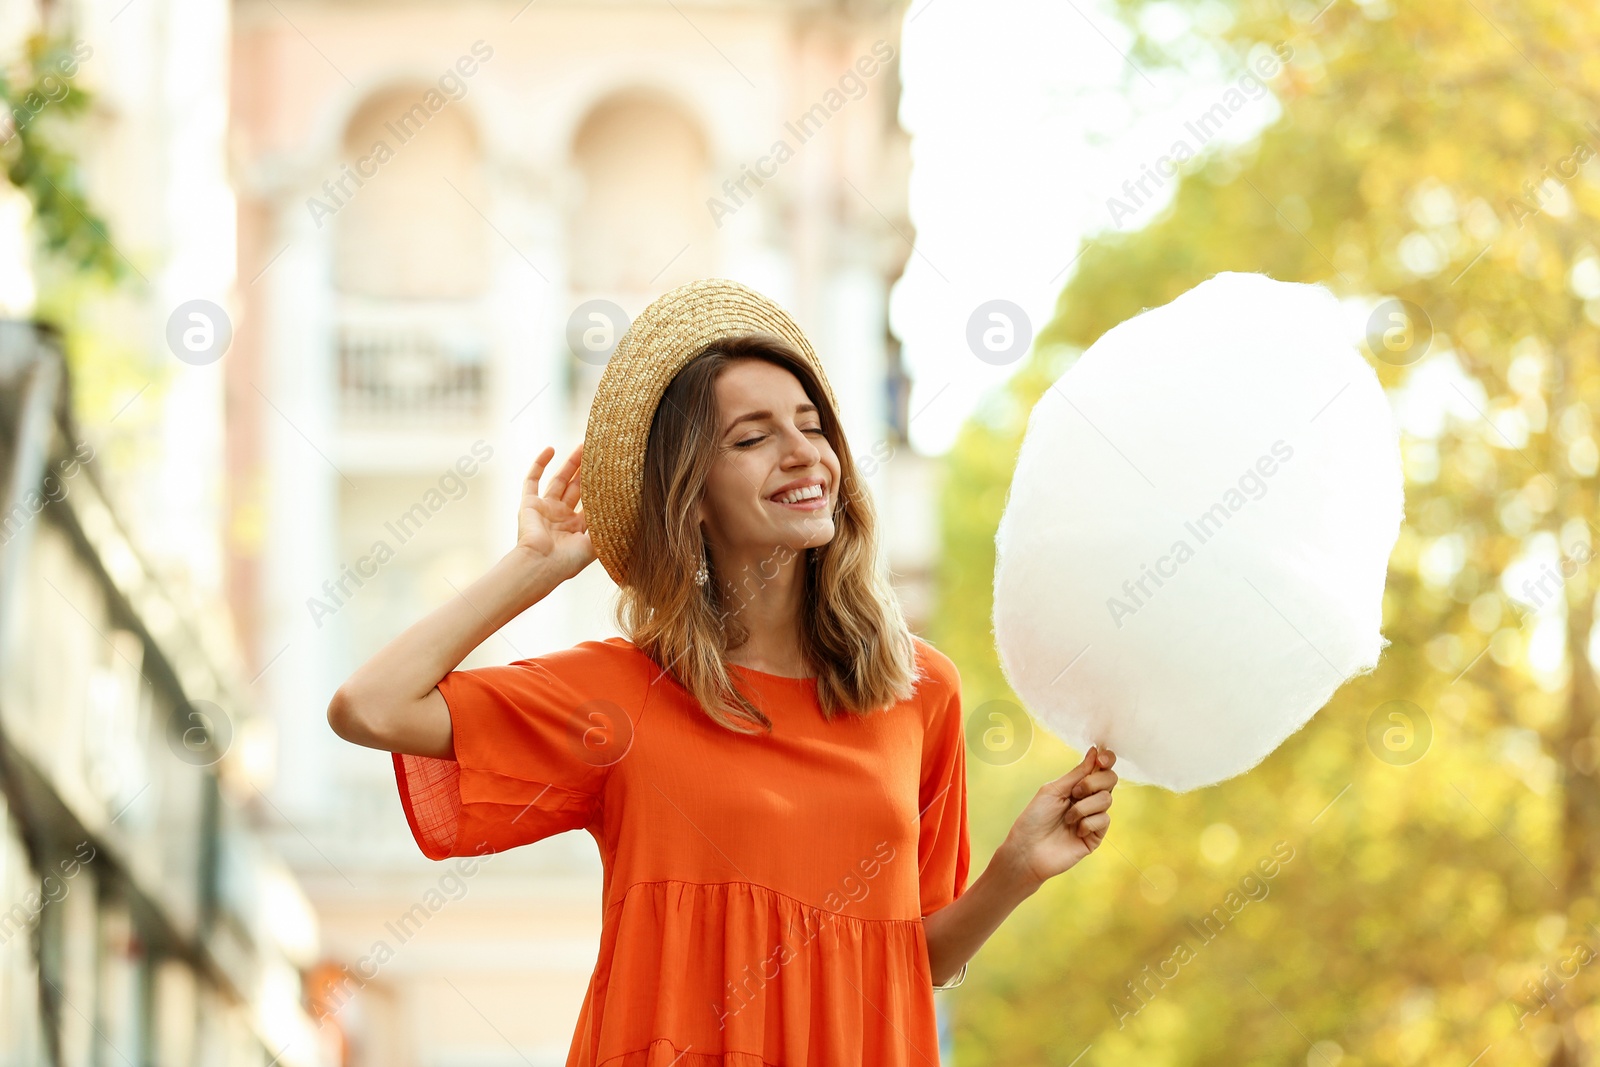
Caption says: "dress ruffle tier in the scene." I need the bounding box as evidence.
[585,880,942,1066]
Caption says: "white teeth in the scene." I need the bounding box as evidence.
[773,484,824,504]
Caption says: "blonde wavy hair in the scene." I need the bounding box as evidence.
[615,331,919,732]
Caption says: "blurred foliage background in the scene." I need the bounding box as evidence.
[1,30,157,473]
[932,0,1600,1063]
[0,34,121,284]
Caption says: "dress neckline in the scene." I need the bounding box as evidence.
[607,636,817,685]
[727,661,818,684]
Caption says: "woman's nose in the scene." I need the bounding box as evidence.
[782,425,822,464]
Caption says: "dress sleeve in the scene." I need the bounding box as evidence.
[391,640,646,861]
[916,640,971,919]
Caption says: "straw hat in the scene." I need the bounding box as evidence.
[580,277,841,588]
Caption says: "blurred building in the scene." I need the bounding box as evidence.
[0,326,329,1066]
[226,0,935,1063]
[0,0,336,1059]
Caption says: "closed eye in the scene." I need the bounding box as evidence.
[733,426,826,448]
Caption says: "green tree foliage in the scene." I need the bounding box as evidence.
[935,1,1600,1063]
[1,33,124,284]
[4,30,156,458]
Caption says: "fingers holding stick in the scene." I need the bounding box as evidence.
[1071,749,1118,801]
[1064,788,1112,827]
[1064,743,1116,840]
[1042,744,1100,799]
[1076,811,1111,838]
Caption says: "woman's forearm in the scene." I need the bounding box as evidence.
[336,545,564,707]
[923,842,1042,986]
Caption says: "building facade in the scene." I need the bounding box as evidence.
[0,325,329,1067]
[2,0,334,1057]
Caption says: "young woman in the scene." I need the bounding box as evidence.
[327,280,1118,1066]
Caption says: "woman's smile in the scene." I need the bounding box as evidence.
[766,477,830,510]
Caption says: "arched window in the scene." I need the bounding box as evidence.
[334,85,489,299]
[568,89,715,295]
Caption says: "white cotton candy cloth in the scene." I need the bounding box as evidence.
[993,272,1403,792]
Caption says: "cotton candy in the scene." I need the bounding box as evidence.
[993,272,1403,792]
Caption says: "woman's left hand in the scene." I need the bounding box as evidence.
[1000,745,1118,891]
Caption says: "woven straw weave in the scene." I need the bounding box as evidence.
[581,277,841,588]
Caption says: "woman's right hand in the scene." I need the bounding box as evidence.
[330,442,595,759]
[517,444,595,580]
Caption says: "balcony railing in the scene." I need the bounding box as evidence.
[336,305,488,425]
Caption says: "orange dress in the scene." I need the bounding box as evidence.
[391,633,971,1066]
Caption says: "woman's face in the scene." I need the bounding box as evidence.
[697,359,841,567]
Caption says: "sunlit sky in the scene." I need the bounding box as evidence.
[892,0,1286,454]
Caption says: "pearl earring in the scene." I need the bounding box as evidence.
[694,549,709,587]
